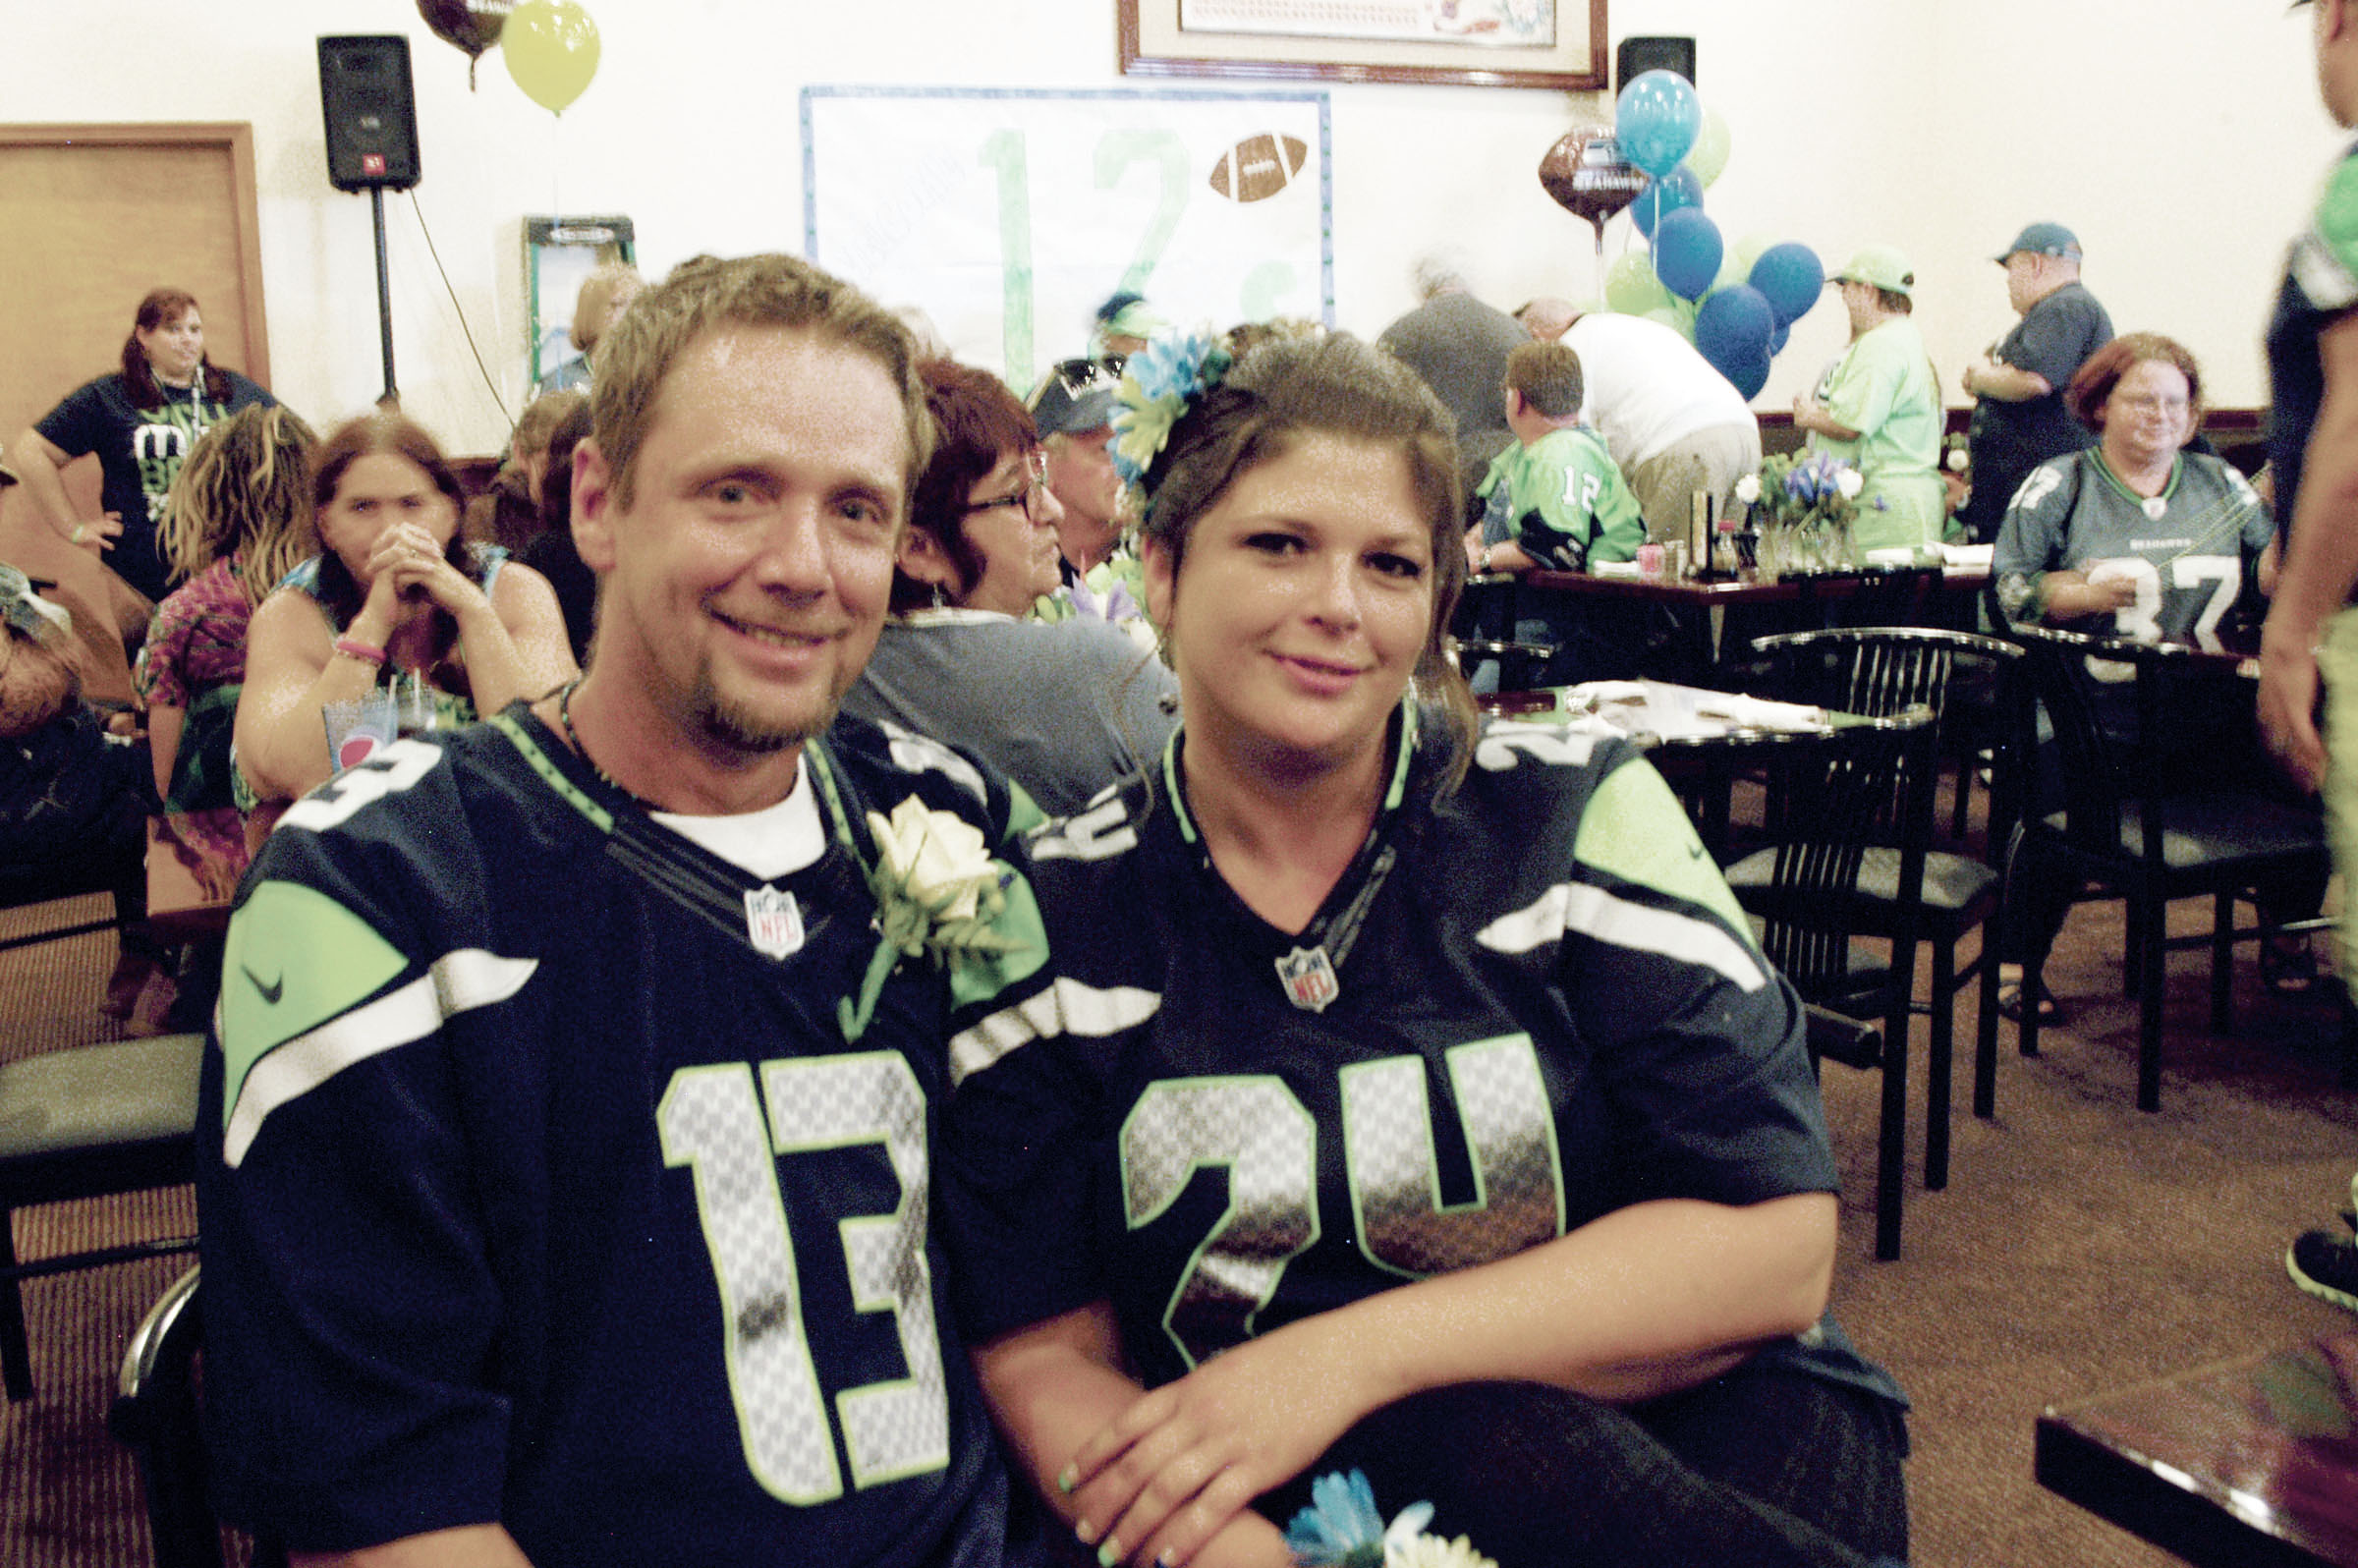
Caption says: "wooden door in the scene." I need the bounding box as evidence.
[0,123,268,657]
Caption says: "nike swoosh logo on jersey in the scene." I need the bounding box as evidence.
[243,965,284,1005]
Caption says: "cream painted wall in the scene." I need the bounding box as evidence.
[0,0,2341,453]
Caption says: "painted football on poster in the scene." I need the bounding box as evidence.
[1208,133,1310,202]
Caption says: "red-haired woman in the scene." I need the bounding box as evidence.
[11,288,279,605]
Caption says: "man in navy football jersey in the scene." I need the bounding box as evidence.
[198,254,1046,1568]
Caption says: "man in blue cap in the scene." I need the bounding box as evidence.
[1027,358,1128,581]
[1955,222,2114,540]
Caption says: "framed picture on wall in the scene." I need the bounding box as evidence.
[1118,0,1605,89]
[525,215,635,395]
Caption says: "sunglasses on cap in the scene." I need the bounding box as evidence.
[1037,356,1124,398]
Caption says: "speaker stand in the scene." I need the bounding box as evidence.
[371,187,398,408]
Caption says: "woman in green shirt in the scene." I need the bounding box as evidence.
[1791,245,1946,555]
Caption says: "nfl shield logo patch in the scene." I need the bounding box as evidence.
[1274,945,1339,1013]
[743,884,806,959]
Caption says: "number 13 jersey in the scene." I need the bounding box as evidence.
[198,707,1042,1568]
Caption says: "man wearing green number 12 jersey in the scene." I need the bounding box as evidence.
[198,254,1051,1568]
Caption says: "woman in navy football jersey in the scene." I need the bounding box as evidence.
[12,288,279,605]
[944,332,1908,1568]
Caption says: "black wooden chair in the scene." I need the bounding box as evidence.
[0,850,141,956]
[2005,625,2334,1111]
[110,1266,288,1568]
[0,1032,202,1400]
[1735,628,2030,1191]
[1738,707,1939,1260]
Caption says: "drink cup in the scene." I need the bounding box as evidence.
[1636,542,1665,579]
[321,692,399,771]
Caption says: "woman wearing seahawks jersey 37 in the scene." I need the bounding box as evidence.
[1991,332,2305,1019]
[943,332,1908,1568]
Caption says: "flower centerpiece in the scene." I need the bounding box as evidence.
[1733,451,1867,579]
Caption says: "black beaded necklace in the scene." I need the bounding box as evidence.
[555,678,666,813]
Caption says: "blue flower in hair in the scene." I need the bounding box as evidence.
[1110,329,1233,488]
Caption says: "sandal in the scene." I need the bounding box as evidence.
[1996,976,2062,1026]
[2262,933,2321,999]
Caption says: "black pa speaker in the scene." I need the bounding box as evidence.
[319,35,421,194]
[1615,35,1696,91]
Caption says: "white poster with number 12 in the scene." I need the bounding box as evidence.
[802,86,1331,397]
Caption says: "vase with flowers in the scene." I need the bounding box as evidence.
[1732,451,1868,580]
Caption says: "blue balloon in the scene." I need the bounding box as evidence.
[1770,320,1790,355]
[1616,70,1702,179]
[1629,166,1703,239]
[1696,285,1775,397]
[1749,243,1825,327]
[1728,349,1772,400]
[1652,208,1723,303]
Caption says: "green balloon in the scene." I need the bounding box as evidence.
[1642,304,1695,342]
[1605,252,1671,315]
[1710,249,1745,298]
[1729,231,1776,284]
[1688,106,1732,189]
[504,0,601,114]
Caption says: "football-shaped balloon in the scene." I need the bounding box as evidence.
[418,0,507,88]
[1208,134,1310,203]
[1538,128,1647,235]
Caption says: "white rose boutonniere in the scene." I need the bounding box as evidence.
[867,796,1005,951]
[839,794,1038,1041]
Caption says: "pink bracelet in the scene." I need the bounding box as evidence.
[333,637,387,667]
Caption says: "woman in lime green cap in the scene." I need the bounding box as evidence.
[1791,245,1946,555]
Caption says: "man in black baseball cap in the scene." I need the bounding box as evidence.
[1956,221,2114,539]
[1027,357,1129,579]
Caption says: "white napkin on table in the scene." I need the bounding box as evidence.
[1565,680,1650,706]
[1691,692,1827,732]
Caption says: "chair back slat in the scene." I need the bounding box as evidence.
[2009,627,2127,855]
[1754,713,1937,1002]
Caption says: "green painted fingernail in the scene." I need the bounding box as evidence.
[1097,1540,1121,1568]
[1057,1464,1079,1494]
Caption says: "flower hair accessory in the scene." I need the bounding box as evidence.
[1109,328,1234,490]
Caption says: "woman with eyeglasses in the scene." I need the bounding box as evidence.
[838,359,1177,816]
[1993,331,2305,1020]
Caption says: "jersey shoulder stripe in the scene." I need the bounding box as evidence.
[223,947,534,1167]
[1476,881,1768,992]
[949,978,1162,1087]
[1572,757,1752,932]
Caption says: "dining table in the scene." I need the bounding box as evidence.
[1461,558,1994,678]
[1480,678,1870,859]
[2037,1331,2358,1567]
